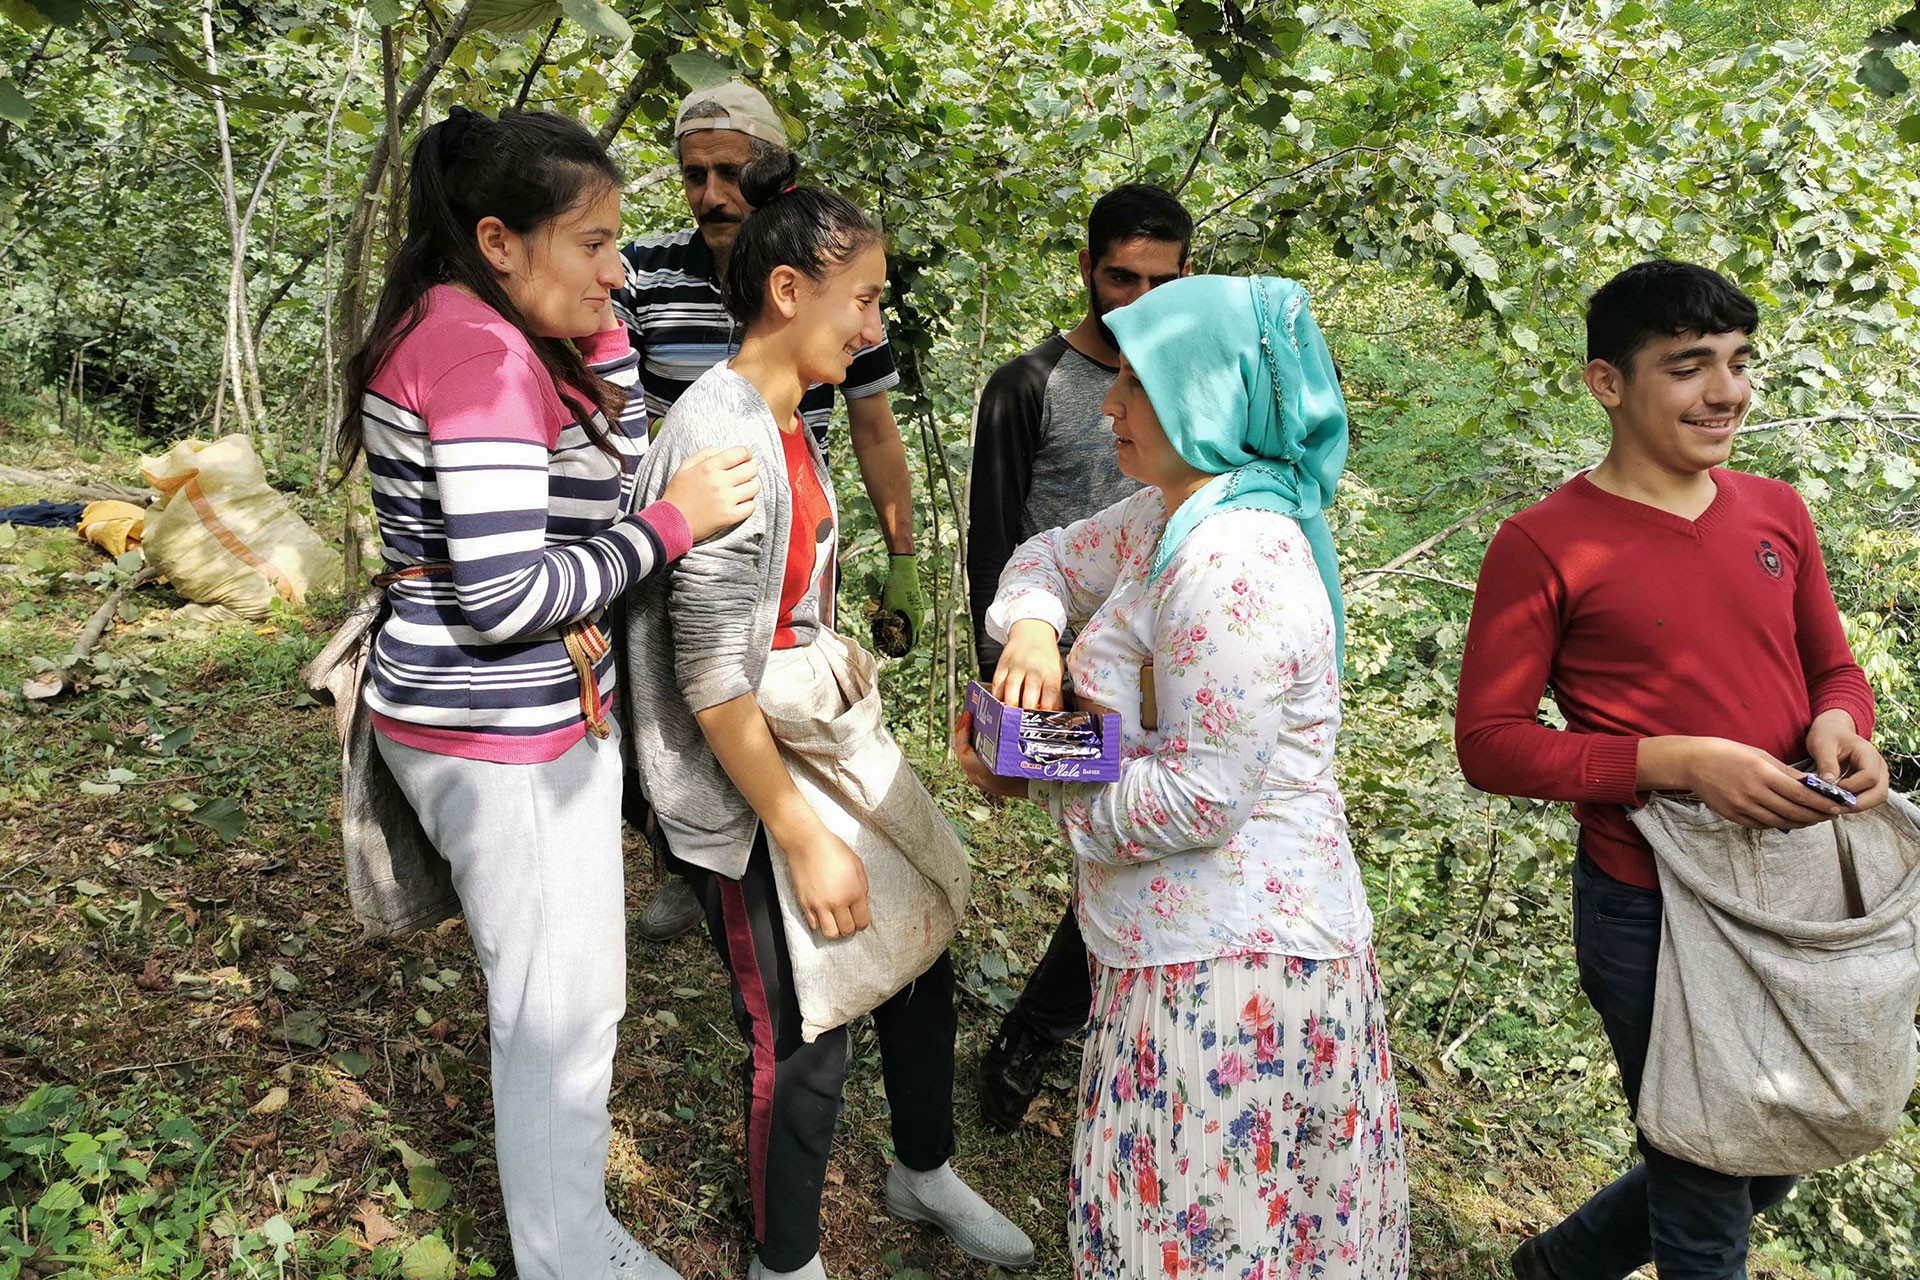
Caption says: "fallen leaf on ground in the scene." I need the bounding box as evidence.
[352,1200,401,1248]
[22,672,64,700]
[135,957,173,992]
[249,1086,290,1116]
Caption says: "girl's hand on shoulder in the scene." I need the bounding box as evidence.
[784,828,870,940]
[991,618,1064,710]
[952,711,1031,802]
[663,446,759,541]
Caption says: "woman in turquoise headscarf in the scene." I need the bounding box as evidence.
[957,276,1408,1279]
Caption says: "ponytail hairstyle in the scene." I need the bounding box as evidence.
[722,149,883,328]
[335,107,627,474]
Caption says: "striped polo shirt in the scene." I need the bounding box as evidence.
[361,286,693,764]
[612,227,900,448]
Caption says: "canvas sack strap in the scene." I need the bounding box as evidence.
[371,562,612,740]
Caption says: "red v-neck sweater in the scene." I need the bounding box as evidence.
[1455,469,1876,890]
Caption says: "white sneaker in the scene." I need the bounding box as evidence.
[611,1250,683,1280]
[747,1255,829,1280]
[885,1161,1035,1269]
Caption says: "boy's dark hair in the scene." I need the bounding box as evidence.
[336,108,625,475]
[1087,183,1193,266]
[723,149,883,327]
[1586,259,1760,376]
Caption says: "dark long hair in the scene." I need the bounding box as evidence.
[723,149,882,328]
[335,108,626,473]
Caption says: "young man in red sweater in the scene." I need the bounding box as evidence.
[1454,259,1890,1280]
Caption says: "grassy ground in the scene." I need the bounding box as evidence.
[0,397,1833,1280]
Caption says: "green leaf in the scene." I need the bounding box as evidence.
[558,0,630,43]
[400,1235,456,1280]
[667,50,732,91]
[1857,49,1911,98]
[469,0,562,35]
[1898,114,1920,146]
[35,1180,83,1213]
[390,1138,433,1170]
[188,796,247,843]
[0,0,47,29]
[227,90,310,112]
[339,108,374,135]
[9,0,81,25]
[367,0,410,23]
[278,1009,328,1048]
[330,1050,371,1076]
[408,1161,452,1211]
[0,77,31,125]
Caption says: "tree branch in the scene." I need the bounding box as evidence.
[514,17,564,112]
[596,48,671,147]
[1197,146,1384,227]
[0,27,55,152]
[1345,489,1530,597]
[336,1,476,355]
[1351,568,1476,594]
[1738,410,1920,434]
[254,241,326,337]
[1173,105,1224,196]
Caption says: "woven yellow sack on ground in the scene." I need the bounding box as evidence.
[139,434,343,620]
[76,500,145,557]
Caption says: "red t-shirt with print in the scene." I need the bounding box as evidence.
[773,418,835,650]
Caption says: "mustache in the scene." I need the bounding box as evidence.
[699,210,742,226]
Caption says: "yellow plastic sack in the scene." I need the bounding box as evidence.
[139,435,343,620]
[76,500,146,558]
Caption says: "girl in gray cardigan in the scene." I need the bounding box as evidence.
[622,153,1033,1279]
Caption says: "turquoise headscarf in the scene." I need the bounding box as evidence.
[1104,275,1349,672]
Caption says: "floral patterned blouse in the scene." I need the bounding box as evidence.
[986,486,1374,969]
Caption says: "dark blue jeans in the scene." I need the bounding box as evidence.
[1538,855,1797,1280]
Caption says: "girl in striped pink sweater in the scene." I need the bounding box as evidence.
[334,107,756,1280]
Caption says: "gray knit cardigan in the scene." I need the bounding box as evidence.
[620,363,836,879]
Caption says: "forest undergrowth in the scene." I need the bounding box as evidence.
[4,327,1914,1279]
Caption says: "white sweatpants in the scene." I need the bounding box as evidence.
[376,727,643,1280]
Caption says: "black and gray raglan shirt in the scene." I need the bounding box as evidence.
[967,333,1140,671]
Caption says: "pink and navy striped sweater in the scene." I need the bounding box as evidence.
[361,286,692,764]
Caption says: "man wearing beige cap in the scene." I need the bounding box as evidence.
[615,82,927,943]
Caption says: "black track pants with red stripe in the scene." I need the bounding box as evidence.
[677,834,957,1271]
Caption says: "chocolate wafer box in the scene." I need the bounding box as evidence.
[965,681,1121,783]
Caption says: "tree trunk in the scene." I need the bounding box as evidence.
[235,137,291,436]
[333,1,475,370]
[381,24,403,247]
[203,2,256,436]
[319,19,370,480]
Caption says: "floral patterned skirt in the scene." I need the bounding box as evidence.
[1070,950,1409,1279]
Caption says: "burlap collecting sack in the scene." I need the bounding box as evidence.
[140,435,343,620]
[756,629,970,1042]
[1630,791,1920,1176]
[301,591,458,937]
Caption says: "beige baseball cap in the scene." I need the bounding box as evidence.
[672,81,788,148]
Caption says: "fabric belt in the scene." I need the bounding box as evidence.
[372,562,613,741]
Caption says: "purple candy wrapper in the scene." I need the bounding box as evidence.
[966,680,1121,783]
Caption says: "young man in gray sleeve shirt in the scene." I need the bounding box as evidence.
[965,183,1192,1131]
